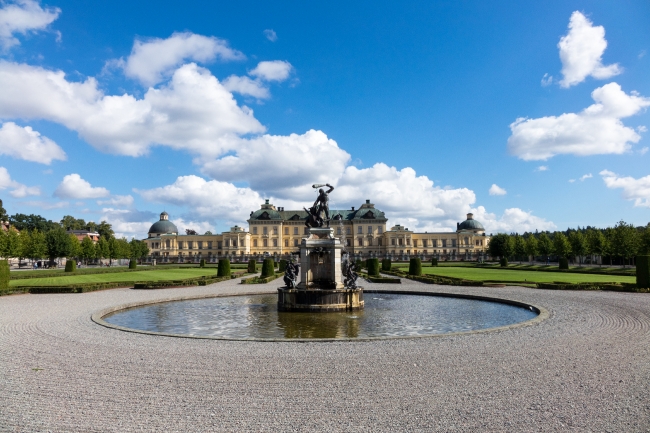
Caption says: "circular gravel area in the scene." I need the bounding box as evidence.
[1,277,649,432]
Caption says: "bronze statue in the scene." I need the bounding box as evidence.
[283,260,300,289]
[343,256,358,289]
[308,183,334,227]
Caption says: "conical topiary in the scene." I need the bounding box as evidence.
[261,258,275,278]
[247,259,257,273]
[408,257,422,276]
[381,259,391,272]
[217,259,231,277]
[367,258,380,276]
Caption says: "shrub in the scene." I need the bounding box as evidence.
[65,260,76,272]
[199,259,206,268]
[637,255,650,289]
[431,257,438,266]
[278,259,288,273]
[247,259,257,273]
[355,259,364,270]
[499,257,508,267]
[381,259,392,272]
[367,258,380,276]
[129,260,137,269]
[217,259,231,277]
[261,258,275,278]
[558,258,569,270]
[0,260,9,292]
[408,257,422,276]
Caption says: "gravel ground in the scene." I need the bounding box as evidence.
[1,275,649,432]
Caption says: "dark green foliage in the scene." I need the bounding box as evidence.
[408,257,422,276]
[129,260,137,269]
[355,259,363,270]
[500,257,508,267]
[217,259,231,277]
[637,255,650,288]
[261,258,275,278]
[0,260,9,292]
[367,258,380,276]
[558,258,569,270]
[278,259,288,272]
[381,259,392,271]
[247,259,257,273]
[64,260,76,272]
[431,257,438,266]
[199,259,206,268]
[488,233,513,260]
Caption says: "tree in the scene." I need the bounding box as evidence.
[129,238,149,262]
[96,221,114,240]
[611,220,638,268]
[513,235,526,263]
[9,213,58,232]
[68,234,81,260]
[538,233,553,261]
[638,224,650,255]
[568,231,587,265]
[5,227,22,260]
[95,237,109,263]
[204,231,213,235]
[186,229,197,235]
[80,237,95,264]
[0,198,7,221]
[487,233,512,260]
[60,215,87,231]
[586,229,608,267]
[23,230,47,263]
[45,227,72,265]
[524,235,538,263]
[552,232,572,259]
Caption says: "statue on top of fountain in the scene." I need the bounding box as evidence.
[304,183,334,228]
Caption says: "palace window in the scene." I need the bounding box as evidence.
[253,240,258,247]
[263,227,268,235]
[284,227,289,235]
[188,241,194,249]
[253,227,258,235]
[358,237,363,246]
[442,239,447,247]
[263,239,268,247]
[165,240,170,248]
[273,227,278,235]
[358,226,362,234]
[423,240,428,247]
[346,227,351,235]
[178,242,184,249]
[346,239,352,247]
[293,227,298,235]
[451,239,457,247]
[198,241,203,249]
[208,241,212,249]
[273,239,278,247]
[304,227,309,235]
[284,239,289,247]
[294,239,298,246]
[367,226,372,234]
[413,240,418,247]
[337,227,342,235]
[217,241,223,249]
[378,238,383,246]
[378,226,383,234]
[391,238,396,246]
[398,239,403,246]
[464,237,469,245]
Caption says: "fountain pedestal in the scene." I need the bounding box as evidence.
[278,227,364,312]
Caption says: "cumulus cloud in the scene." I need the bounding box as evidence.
[0,166,40,197]
[471,206,556,234]
[536,165,549,172]
[99,208,157,239]
[600,169,650,207]
[0,122,66,164]
[263,29,277,42]
[222,75,270,99]
[22,200,67,209]
[579,173,593,181]
[558,11,622,88]
[201,130,350,194]
[120,32,245,86]
[250,60,293,82]
[508,83,650,160]
[541,73,553,87]
[0,0,60,51]
[53,174,109,199]
[135,175,263,223]
[97,195,134,207]
[0,61,265,157]
[488,184,507,196]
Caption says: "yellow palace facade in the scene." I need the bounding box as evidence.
[144,199,490,262]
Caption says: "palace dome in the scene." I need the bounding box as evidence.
[457,213,485,231]
[148,211,178,236]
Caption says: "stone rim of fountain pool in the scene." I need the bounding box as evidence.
[92,290,550,342]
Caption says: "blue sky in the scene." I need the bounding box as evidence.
[0,0,649,238]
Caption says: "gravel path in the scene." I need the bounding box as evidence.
[1,276,649,432]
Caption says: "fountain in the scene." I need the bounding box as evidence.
[277,183,364,312]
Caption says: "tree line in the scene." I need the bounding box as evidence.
[0,200,148,266]
[488,220,650,267]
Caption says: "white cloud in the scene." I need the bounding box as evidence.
[201,130,350,195]
[222,75,270,99]
[250,60,292,82]
[121,32,245,86]
[97,195,134,207]
[22,200,68,209]
[488,184,507,196]
[600,169,650,207]
[508,83,650,160]
[0,122,66,164]
[54,174,109,199]
[558,11,622,88]
[640,147,649,155]
[569,179,576,183]
[0,61,265,157]
[135,175,263,223]
[536,165,549,171]
[0,166,40,197]
[171,217,215,236]
[471,206,556,234]
[579,173,593,181]
[263,29,277,42]
[0,0,60,51]
[541,73,553,87]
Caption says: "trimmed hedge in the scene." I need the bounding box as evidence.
[536,281,645,292]
[431,258,438,267]
[0,260,9,293]
[367,258,380,276]
[134,275,232,289]
[366,275,400,284]
[129,260,137,269]
[558,258,569,270]
[409,258,422,276]
[278,259,288,273]
[217,259,231,277]
[199,259,206,268]
[636,255,649,289]
[261,258,275,278]
[381,259,392,272]
[499,258,508,267]
[241,273,283,284]
[355,259,364,270]
[65,260,76,272]
[247,259,257,273]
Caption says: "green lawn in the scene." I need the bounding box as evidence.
[421,267,636,284]
[10,268,220,287]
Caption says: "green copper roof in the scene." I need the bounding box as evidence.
[148,220,178,234]
[458,218,485,231]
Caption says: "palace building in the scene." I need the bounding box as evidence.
[144,200,490,262]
